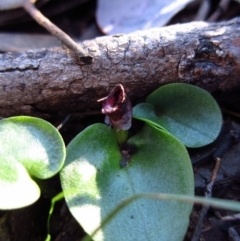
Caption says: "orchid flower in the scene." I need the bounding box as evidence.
[98,84,132,131]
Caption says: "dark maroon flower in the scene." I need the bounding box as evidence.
[98,84,132,130]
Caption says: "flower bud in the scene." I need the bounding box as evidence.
[98,84,132,130]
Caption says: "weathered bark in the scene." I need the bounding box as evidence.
[1,17,240,117]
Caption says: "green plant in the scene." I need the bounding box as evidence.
[0,116,65,209]
[0,83,224,241]
[59,83,222,241]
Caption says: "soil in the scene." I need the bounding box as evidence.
[0,1,240,241]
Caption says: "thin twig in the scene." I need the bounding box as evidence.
[192,128,239,240]
[22,0,93,64]
[208,0,231,22]
[222,108,240,120]
[56,114,71,130]
[222,213,240,221]
[195,0,211,21]
[228,227,240,241]
[191,157,221,241]
[56,111,102,130]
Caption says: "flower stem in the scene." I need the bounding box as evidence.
[114,129,128,145]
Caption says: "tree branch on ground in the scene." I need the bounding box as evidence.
[0,17,240,117]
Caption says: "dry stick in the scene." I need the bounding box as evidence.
[222,109,240,120]
[64,111,102,119]
[195,0,211,21]
[222,213,240,221]
[191,157,221,241]
[208,0,231,22]
[2,18,240,117]
[191,129,239,240]
[228,227,240,241]
[56,111,101,130]
[22,0,93,64]
[56,114,71,130]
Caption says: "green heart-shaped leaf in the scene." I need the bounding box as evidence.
[133,83,222,147]
[60,123,194,241]
[0,116,65,209]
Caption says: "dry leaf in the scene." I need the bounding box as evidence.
[97,0,194,34]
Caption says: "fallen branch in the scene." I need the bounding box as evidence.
[1,17,240,117]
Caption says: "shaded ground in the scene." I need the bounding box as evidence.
[0,1,240,240]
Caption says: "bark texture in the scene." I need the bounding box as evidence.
[1,17,240,117]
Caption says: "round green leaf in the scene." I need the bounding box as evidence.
[0,116,65,209]
[60,123,194,241]
[133,83,222,147]
[0,116,65,179]
[0,159,40,209]
[133,103,168,129]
